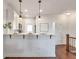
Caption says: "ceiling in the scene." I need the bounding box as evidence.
[6,0,76,17]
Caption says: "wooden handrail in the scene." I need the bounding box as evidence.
[69,37,76,39]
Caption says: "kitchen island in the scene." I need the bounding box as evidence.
[3,33,56,57]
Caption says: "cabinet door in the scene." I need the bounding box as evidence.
[4,35,24,57]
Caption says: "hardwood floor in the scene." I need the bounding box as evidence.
[4,57,56,59]
[56,45,76,59]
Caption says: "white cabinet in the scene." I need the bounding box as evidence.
[3,34,56,57]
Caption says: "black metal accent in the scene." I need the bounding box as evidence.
[36,35,38,39]
[23,35,25,39]
[38,0,41,3]
[9,35,11,39]
[19,15,22,18]
[19,0,22,2]
[50,35,52,39]
[39,16,40,18]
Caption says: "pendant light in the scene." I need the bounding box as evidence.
[38,0,41,20]
[18,0,22,33]
[19,0,22,20]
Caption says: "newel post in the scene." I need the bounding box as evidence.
[66,34,69,52]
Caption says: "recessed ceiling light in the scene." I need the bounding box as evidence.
[40,9,43,12]
[66,12,71,15]
[25,9,28,12]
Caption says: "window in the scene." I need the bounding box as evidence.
[27,25,33,33]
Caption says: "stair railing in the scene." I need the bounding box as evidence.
[66,34,76,54]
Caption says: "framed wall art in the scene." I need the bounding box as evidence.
[40,23,49,32]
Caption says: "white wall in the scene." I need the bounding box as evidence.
[35,11,75,45]
[35,12,76,45]
[3,1,14,23]
[3,0,7,24]
[3,0,14,34]
[55,11,76,44]
[36,15,55,34]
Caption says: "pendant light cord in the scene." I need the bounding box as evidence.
[20,2,21,16]
[19,0,22,17]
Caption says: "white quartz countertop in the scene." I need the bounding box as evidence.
[3,33,54,36]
